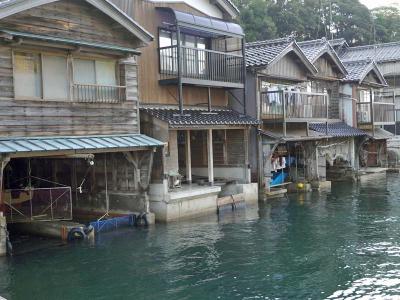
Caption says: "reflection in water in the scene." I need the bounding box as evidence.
[1,174,400,299]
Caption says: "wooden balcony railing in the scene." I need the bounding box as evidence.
[260,90,329,121]
[159,45,244,86]
[357,91,395,125]
[72,84,126,103]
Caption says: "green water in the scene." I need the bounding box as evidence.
[2,173,400,299]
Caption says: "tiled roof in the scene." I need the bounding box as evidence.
[245,37,293,67]
[342,59,387,85]
[141,107,260,128]
[309,122,367,137]
[340,41,400,63]
[298,38,347,75]
[298,38,329,62]
[329,38,348,48]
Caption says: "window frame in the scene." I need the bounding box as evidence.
[12,49,122,102]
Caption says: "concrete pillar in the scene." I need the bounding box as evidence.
[207,129,214,184]
[185,131,192,183]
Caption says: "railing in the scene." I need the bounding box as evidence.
[357,91,395,125]
[3,187,72,223]
[159,45,244,85]
[260,90,329,121]
[72,83,126,103]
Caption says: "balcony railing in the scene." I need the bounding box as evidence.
[260,90,329,121]
[357,91,395,125]
[72,84,126,103]
[159,45,244,86]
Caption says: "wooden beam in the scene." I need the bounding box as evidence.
[185,131,192,183]
[207,129,214,184]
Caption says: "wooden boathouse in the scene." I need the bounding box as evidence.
[111,0,259,222]
[0,0,164,248]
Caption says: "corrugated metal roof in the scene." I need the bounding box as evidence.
[141,106,259,128]
[363,128,394,140]
[157,7,244,37]
[0,134,164,155]
[309,122,367,137]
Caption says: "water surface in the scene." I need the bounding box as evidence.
[2,173,400,299]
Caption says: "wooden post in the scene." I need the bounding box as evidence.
[185,131,192,184]
[207,129,214,185]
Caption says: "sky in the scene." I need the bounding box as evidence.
[360,0,400,9]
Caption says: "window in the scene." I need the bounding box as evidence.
[359,90,371,103]
[13,51,120,102]
[14,52,42,98]
[42,55,68,100]
[14,52,68,100]
[159,29,209,76]
[73,59,117,86]
[73,58,119,102]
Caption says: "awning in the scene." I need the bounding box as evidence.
[0,134,164,156]
[259,129,329,143]
[0,30,141,54]
[156,7,244,38]
[141,106,259,128]
[363,128,394,140]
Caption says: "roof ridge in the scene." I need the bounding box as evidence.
[246,36,294,47]
[298,37,327,45]
[346,40,400,51]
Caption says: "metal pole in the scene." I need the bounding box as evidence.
[370,89,375,136]
[176,26,183,115]
[282,91,287,137]
[208,87,212,112]
[242,37,247,115]
[104,154,109,215]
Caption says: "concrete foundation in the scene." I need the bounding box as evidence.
[150,184,221,222]
[0,214,6,256]
[149,182,258,222]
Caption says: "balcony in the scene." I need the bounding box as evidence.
[72,84,126,103]
[260,90,329,122]
[159,45,245,89]
[357,91,395,126]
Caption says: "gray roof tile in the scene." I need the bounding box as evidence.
[340,41,400,63]
[309,122,367,137]
[245,37,293,68]
[141,107,260,128]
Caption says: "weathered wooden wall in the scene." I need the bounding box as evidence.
[0,45,140,137]
[313,55,341,80]
[0,0,141,49]
[0,0,143,138]
[111,0,228,107]
[260,52,308,82]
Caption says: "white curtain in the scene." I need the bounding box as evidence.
[42,55,68,99]
[14,52,42,98]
